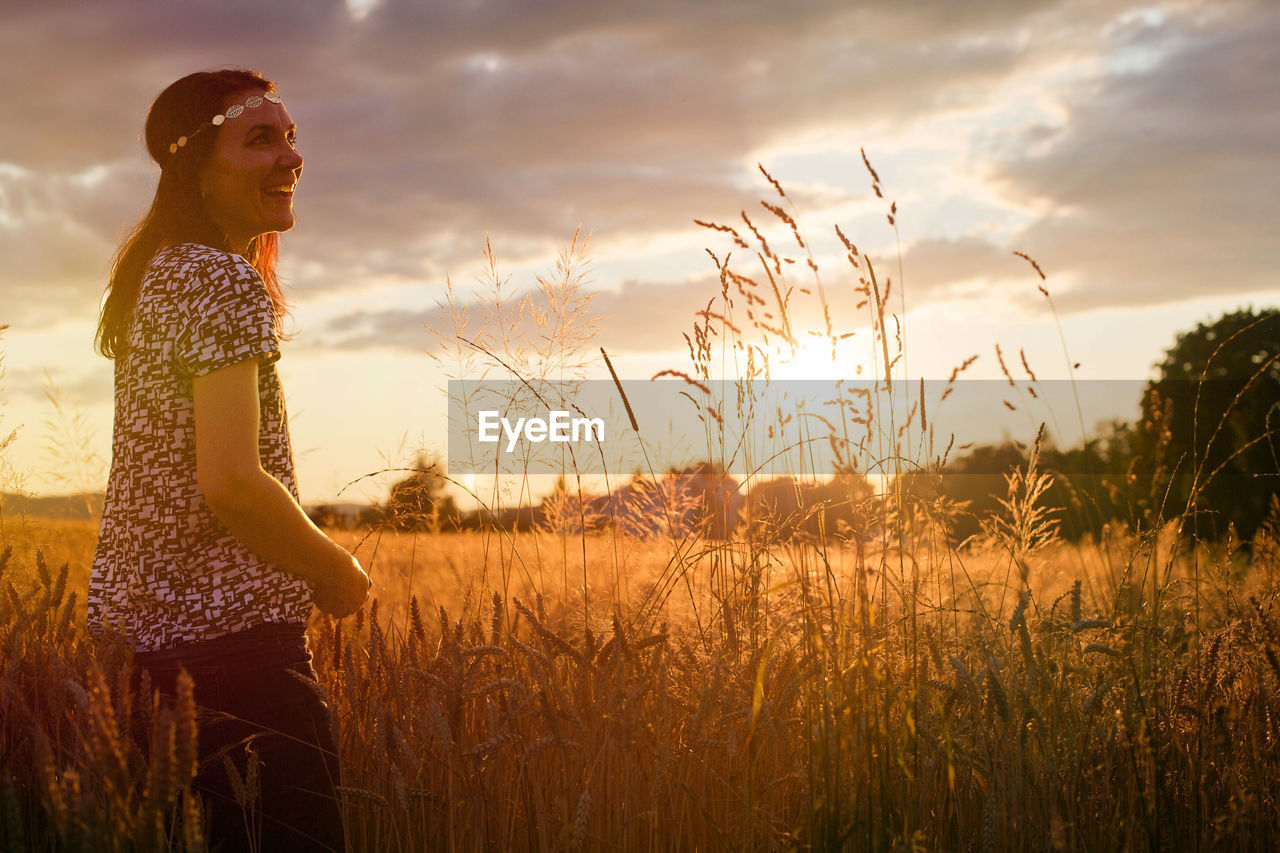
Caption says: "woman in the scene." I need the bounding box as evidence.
[90,69,370,851]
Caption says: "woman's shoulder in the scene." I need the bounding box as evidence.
[145,243,265,306]
[149,242,259,279]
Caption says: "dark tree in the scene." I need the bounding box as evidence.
[899,443,1027,545]
[666,462,743,540]
[1142,308,1280,543]
[1039,421,1143,542]
[744,469,875,544]
[896,426,1141,546]
[381,454,459,532]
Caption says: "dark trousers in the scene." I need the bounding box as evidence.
[131,622,345,852]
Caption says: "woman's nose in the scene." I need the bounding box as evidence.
[281,144,303,174]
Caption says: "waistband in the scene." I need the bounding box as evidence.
[133,621,309,672]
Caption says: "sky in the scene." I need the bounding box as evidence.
[0,0,1277,505]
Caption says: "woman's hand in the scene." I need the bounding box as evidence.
[310,552,371,619]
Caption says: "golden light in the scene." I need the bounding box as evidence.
[767,337,865,382]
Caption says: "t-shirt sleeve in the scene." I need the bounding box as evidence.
[176,253,282,378]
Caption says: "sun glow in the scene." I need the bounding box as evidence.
[766,337,867,382]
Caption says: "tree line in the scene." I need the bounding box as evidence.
[328,309,1279,548]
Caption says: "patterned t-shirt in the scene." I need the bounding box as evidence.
[88,243,313,652]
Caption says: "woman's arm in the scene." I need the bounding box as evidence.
[193,358,369,618]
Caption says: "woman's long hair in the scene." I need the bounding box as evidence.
[96,69,289,360]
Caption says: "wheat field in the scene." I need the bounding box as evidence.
[3,507,1280,850]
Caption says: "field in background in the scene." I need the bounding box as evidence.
[4,504,1280,850]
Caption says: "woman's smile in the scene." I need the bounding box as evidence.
[199,91,303,254]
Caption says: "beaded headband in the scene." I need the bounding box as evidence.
[167,91,284,155]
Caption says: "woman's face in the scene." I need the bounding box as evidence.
[199,90,303,253]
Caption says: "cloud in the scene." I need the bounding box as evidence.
[989,1,1280,311]
[321,257,908,362]
[1,0,1080,328]
[0,161,150,328]
[3,0,1274,352]
[322,273,725,356]
[1,361,114,408]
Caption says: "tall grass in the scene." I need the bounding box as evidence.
[3,167,1280,850]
